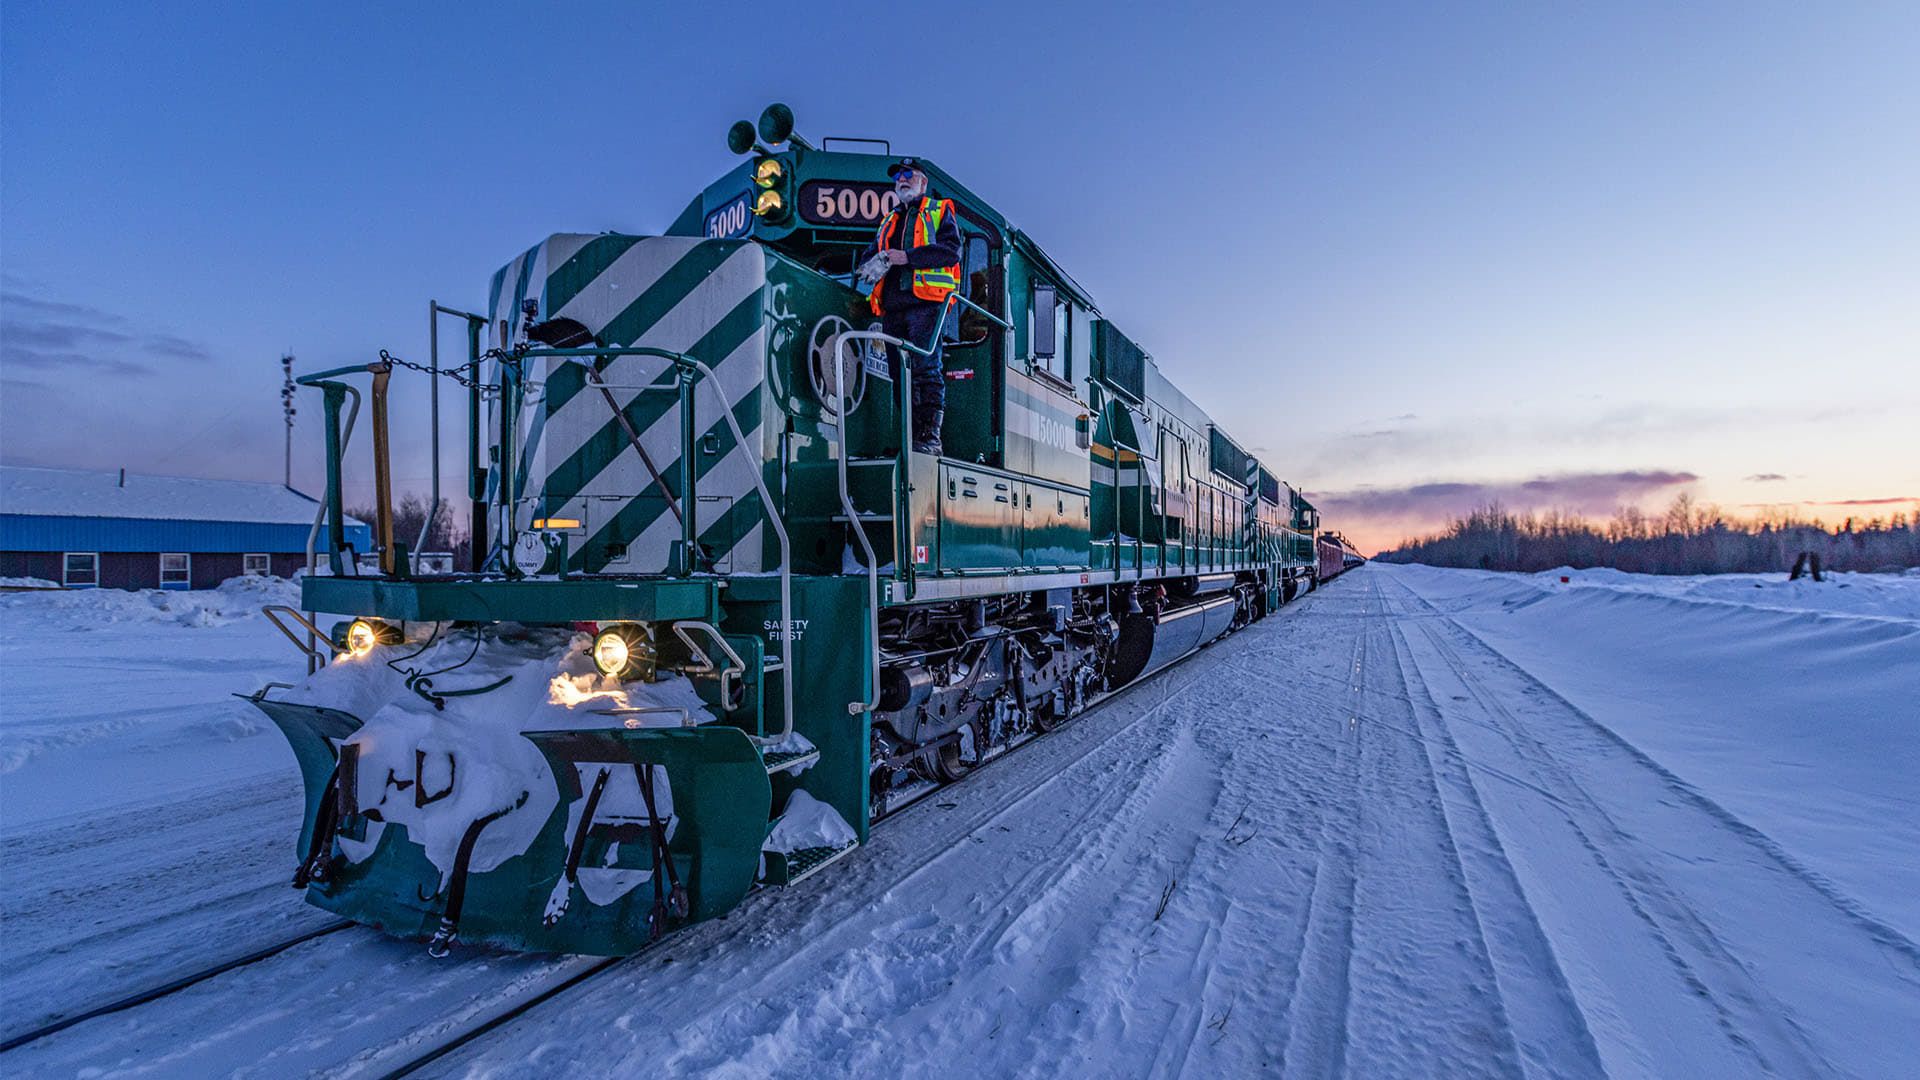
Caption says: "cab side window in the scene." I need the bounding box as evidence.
[1030,281,1070,382]
[956,235,999,346]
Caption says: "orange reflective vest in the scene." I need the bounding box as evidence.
[868,197,960,316]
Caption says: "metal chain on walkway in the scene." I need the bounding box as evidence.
[377,347,520,389]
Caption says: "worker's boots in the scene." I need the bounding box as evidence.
[913,408,944,457]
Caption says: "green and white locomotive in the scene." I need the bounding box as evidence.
[256,105,1332,957]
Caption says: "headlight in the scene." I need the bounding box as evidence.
[592,624,653,680]
[344,618,398,657]
[753,158,784,188]
[753,190,784,217]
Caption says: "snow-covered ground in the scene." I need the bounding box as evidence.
[1,565,1916,1077]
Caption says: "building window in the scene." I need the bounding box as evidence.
[63,552,98,588]
[160,552,191,589]
[243,553,271,576]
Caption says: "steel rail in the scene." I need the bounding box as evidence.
[371,611,1235,1079]
[0,920,355,1054]
[7,606,1257,1072]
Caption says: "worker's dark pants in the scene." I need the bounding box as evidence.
[882,303,945,424]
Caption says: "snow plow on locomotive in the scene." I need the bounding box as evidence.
[252,105,1338,956]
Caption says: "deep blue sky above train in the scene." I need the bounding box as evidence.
[3,3,1915,552]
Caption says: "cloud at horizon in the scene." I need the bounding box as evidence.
[1310,469,1701,553]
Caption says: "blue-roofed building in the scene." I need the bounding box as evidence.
[0,465,372,589]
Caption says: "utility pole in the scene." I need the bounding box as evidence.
[281,353,297,488]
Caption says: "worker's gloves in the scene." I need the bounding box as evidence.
[856,252,892,285]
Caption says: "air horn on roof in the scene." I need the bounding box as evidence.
[727,102,813,154]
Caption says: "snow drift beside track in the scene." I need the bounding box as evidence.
[0,574,301,630]
[1393,562,1920,940]
[0,576,308,824]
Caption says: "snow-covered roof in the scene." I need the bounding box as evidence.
[0,465,353,526]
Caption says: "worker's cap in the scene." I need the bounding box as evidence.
[887,158,922,180]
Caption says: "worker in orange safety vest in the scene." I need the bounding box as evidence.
[855,159,962,455]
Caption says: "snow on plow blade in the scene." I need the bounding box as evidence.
[254,698,769,956]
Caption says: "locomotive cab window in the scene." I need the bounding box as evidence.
[954,234,1000,348]
[1030,282,1070,381]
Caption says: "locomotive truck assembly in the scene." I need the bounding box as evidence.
[254,104,1354,957]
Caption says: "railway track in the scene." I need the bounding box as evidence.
[371,649,1236,1077]
[0,919,355,1053]
[0,609,1286,1076]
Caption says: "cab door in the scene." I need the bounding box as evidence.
[939,234,1004,465]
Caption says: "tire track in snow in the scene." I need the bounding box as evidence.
[1100,588,1367,1077]
[1274,594,1368,1080]
[1402,605,1819,1074]
[1382,574,1920,1078]
[1404,579,1920,960]
[1328,576,1526,1078]
[1382,602,1608,1079]
[667,687,1232,1077]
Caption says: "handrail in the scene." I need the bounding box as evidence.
[297,360,404,577]
[419,303,488,574]
[262,605,343,662]
[587,705,693,729]
[522,345,794,749]
[678,352,793,748]
[304,386,361,576]
[829,329,891,715]
[825,290,1013,713]
[670,620,746,712]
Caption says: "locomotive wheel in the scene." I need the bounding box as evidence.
[1031,693,1064,733]
[933,737,972,782]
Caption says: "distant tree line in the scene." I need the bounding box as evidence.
[347,495,472,571]
[1377,496,1920,575]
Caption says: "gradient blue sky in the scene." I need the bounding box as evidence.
[4,2,1915,551]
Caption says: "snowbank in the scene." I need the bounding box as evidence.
[0,574,302,630]
[1532,565,1920,621]
[1393,562,1920,939]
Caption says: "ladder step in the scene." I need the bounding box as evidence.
[832,513,894,523]
[761,747,820,775]
[771,840,859,885]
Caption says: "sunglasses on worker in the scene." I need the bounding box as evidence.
[892,169,917,182]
